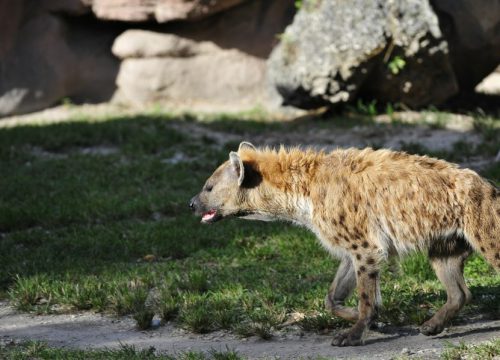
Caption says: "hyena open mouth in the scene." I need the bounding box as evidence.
[201,209,221,224]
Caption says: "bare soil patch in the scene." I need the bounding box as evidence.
[1,303,499,359]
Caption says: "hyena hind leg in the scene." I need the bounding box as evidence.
[325,256,359,322]
[420,250,472,336]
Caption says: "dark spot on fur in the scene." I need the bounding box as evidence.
[417,158,439,169]
[367,257,375,265]
[356,254,362,260]
[361,292,368,300]
[359,266,366,273]
[362,241,369,248]
[428,234,471,259]
[480,247,486,252]
[339,212,345,224]
[495,253,500,260]
[470,187,484,208]
[391,152,406,161]
[352,244,358,250]
[369,271,378,279]
[365,301,371,307]
[241,161,262,189]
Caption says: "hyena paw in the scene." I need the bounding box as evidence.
[331,330,363,347]
[420,321,445,336]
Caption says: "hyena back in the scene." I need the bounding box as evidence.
[189,142,500,346]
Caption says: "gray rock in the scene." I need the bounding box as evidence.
[267,0,459,108]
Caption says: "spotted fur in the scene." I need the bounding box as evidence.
[190,142,499,346]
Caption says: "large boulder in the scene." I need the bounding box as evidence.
[267,0,459,109]
[113,30,267,108]
[112,0,295,110]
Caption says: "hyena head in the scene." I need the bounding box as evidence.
[189,142,261,224]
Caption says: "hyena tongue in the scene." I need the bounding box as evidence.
[202,209,217,222]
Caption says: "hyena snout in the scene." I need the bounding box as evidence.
[189,195,200,213]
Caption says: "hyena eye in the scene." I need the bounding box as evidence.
[205,185,213,192]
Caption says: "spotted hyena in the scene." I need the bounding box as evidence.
[189,141,500,346]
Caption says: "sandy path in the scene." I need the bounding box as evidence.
[1,303,499,359]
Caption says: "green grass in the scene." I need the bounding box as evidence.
[0,111,498,340]
[441,338,500,360]
[0,342,243,360]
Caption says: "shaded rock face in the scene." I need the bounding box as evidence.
[432,0,500,90]
[267,0,461,109]
[0,0,295,116]
[0,0,120,116]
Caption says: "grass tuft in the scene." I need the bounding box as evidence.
[0,341,245,359]
[441,339,500,360]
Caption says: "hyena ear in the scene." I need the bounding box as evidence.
[229,151,245,186]
[238,141,256,152]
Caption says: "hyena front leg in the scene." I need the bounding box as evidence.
[420,251,472,336]
[325,256,359,322]
[332,257,381,346]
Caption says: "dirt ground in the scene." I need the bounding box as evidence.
[1,302,499,359]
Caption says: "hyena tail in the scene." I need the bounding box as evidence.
[463,179,500,270]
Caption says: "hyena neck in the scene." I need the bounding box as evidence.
[244,182,315,226]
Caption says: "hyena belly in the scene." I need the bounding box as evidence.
[368,170,466,257]
[359,164,499,266]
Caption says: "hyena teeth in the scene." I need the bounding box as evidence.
[202,209,217,222]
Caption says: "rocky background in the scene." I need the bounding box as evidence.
[0,0,499,116]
